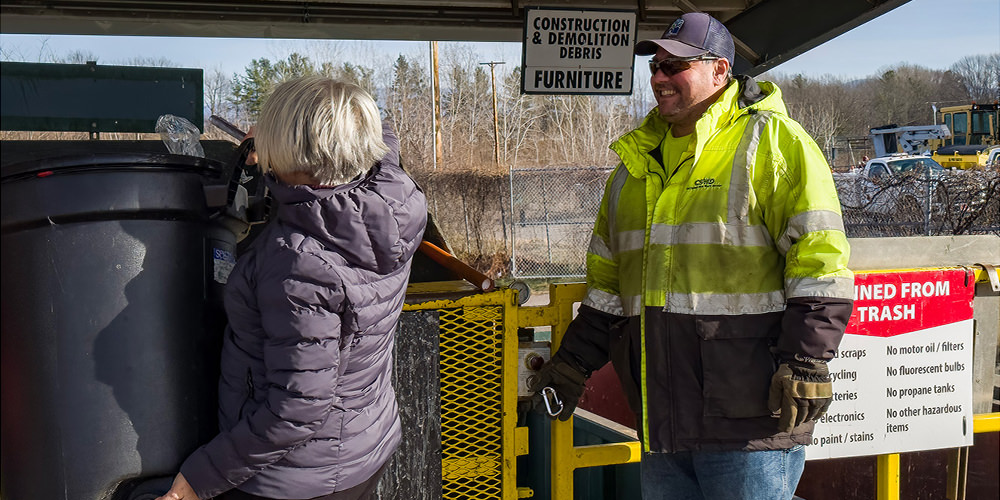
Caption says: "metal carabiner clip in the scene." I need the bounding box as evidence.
[541,386,564,418]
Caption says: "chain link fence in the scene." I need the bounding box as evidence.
[835,168,1000,237]
[509,167,611,278]
[510,166,1000,279]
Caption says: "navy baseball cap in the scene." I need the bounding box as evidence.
[635,12,735,65]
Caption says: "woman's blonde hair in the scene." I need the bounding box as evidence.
[256,76,388,185]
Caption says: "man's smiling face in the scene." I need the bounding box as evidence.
[650,47,730,136]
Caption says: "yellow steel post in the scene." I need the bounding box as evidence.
[945,447,970,500]
[876,454,900,500]
[515,283,643,498]
[547,283,586,500]
[534,284,645,499]
[501,288,521,500]
[551,415,576,498]
[547,283,586,351]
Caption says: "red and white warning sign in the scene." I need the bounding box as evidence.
[805,268,976,460]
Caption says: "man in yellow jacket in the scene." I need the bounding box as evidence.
[529,12,854,500]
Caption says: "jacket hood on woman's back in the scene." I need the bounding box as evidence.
[265,130,425,273]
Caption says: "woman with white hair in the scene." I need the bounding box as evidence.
[157,76,427,500]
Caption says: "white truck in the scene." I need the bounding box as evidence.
[835,153,947,217]
[868,124,951,157]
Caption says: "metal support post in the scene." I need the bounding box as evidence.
[876,453,900,500]
[479,60,505,167]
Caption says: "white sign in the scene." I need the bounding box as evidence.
[806,269,976,460]
[522,8,636,95]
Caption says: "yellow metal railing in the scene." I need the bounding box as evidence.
[516,283,643,500]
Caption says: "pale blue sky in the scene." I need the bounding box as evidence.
[1,0,997,80]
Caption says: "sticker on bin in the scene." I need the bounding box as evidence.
[213,248,236,284]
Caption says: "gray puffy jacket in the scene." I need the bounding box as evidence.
[181,127,427,498]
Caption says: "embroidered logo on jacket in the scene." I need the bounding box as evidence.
[686,177,723,190]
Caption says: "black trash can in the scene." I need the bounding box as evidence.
[1,150,243,500]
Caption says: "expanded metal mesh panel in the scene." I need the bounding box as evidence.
[438,306,504,499]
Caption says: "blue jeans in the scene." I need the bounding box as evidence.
[641,446,805,500]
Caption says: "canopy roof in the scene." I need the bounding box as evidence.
[1,0,910,75]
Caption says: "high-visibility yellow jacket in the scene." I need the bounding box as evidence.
[560,76,854,452]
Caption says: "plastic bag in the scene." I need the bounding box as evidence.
[156,114,205,157]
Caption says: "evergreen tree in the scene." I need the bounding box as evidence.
[230,58,278,120]
[230,53,316,120]
[336,62,379,99]
[386,55,431,166]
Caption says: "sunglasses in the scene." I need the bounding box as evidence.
[648,56,719,76]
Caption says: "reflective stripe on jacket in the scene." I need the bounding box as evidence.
[567,77,854,452]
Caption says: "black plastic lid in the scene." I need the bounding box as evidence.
[1,152,224,183]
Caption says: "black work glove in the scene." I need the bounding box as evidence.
[527,351,587,421]
[768,355,833,433]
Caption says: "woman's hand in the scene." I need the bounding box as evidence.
[155,473,201,500]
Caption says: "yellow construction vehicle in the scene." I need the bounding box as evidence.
[930,102,999,169]
[937,102,999,147]
[933,144,1000,169]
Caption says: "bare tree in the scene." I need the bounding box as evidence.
[950,53,1000,102]
[385,55,432,169]
[57,49,101,64]
[498,67,544,169]
[0,36,55,63]
[776,74,853,159]
[119,56,177,67]
[864,64,969,127]
[204,67,234,118]
[439,44,493,170]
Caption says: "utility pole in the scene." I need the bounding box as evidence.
[430,41,443,170]
[479,61,505,167]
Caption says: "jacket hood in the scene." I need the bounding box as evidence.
[265,128,426,274]
[610,75,787,179]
